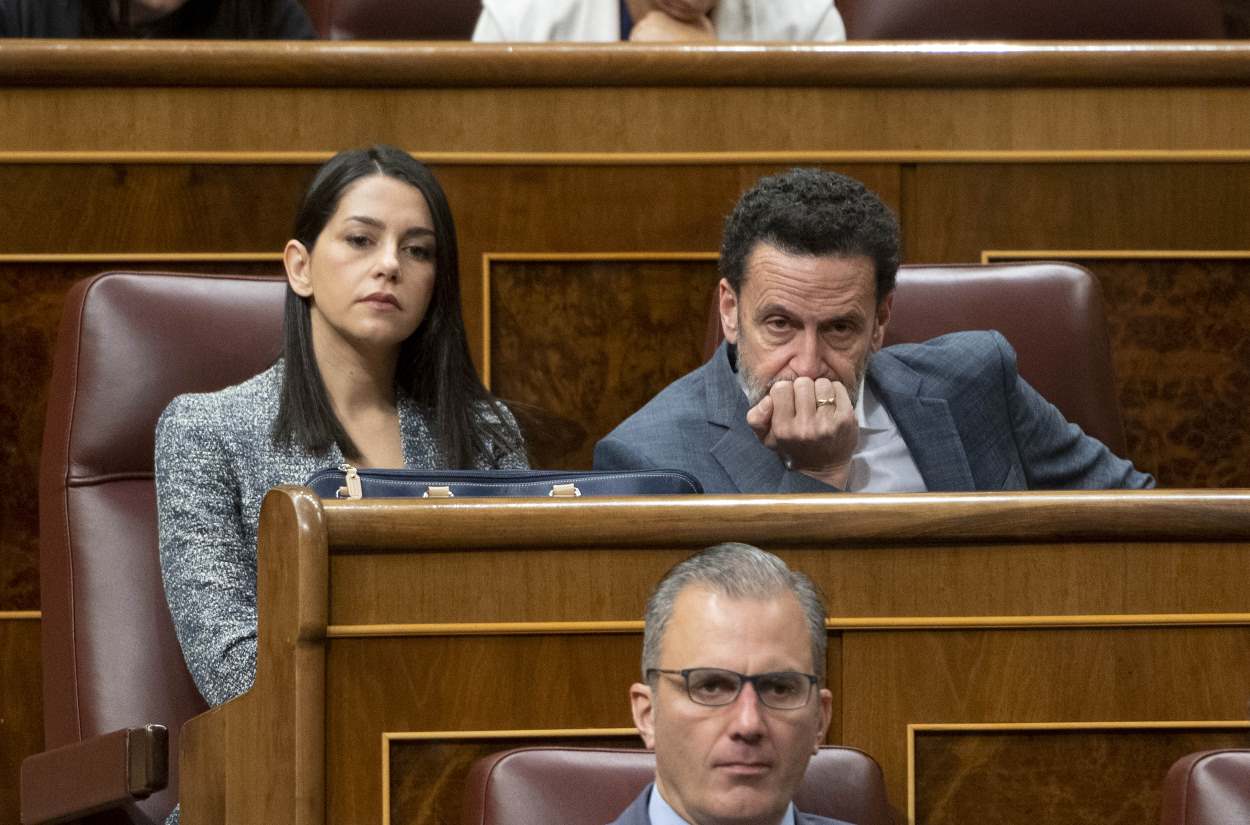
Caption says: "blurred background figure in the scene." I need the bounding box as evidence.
[0,0,315,38]
[1228,0,1250,35]
[473,0,845,43]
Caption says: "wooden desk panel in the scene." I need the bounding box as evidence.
[845,627,1250,815]
[911,725,1250,825]
[180,489,1250,825]
[327,539,1250,626]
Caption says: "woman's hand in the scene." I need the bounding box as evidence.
[630,9,716,41]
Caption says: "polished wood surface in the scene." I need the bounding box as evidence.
[907,165,1250,262]
[0,616,42,825]
[488,256,713,467]
[323,489,1250,549]
[4,90,1249,154]
[179,488,1250,825]
[912,725,1250,825]
[848,627,1250,819]
[7,42,1250,89]
[3,47,1250,154]
[180,487,326,825]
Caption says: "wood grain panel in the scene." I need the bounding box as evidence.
[488,258,715,469]
[0,165,310,254]
[905,164,1250,265]
[0,260,281,614]
[388,734,638,825]
[326,635,643,824]
[0,261,72,611]
[3,85,1250,155]
[0,617,42,825]
[8,43,1250,89]
[913,727,1250,825]
[975,255,1250,488]
[842,627,1250,813]
[328,538,1250,626]
[1062,258,1248,488]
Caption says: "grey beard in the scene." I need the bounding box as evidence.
[736,361,769,408]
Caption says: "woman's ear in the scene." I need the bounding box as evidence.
[284,240,314,298]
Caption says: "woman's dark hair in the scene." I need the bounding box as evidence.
[273,145,520,468]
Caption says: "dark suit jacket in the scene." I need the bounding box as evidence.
[593,331,1154,493]
[607,784,852,825]
[0,0,315,37]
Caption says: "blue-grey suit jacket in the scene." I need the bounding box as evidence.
[607,784,851,825]
[593,332,1154,493]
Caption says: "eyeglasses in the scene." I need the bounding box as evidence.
[646,667,818,710]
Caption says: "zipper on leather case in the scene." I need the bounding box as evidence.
[337,463,363,500]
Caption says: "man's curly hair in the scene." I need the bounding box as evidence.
[719,168,901,304]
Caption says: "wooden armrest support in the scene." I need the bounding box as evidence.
[20,725,168,825]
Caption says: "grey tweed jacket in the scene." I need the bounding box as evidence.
[155,361,527,712]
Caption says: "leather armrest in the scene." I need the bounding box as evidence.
[20,725,168,825]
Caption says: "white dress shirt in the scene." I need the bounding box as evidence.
[473,0,845,42]
[845,379,927,493]
[648,783,797,825]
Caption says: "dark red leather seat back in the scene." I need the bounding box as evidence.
[1159,749,1250,825]
[462,745,893,825]
[38,271,287,823]
[703,261,1127,454]
[838,0,1224,39]
[885,262,1126,455]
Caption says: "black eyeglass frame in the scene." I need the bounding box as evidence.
[646,667,819,710]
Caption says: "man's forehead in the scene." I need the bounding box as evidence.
[738,248,876,318]
[657,586,813,674]
[740,244,875,300]
[666,585,806,637]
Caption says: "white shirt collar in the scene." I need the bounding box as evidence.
[648,783,797,825]
[857,378,894,433]
[854,376,869,429]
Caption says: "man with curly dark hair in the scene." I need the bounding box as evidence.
[595,168,1153,494]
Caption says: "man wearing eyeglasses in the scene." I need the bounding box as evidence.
[612,542,845,825]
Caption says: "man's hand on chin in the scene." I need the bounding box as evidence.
[746,376,858,490]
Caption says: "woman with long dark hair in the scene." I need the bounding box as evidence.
[155,147,526,786]
[1,0,315,38]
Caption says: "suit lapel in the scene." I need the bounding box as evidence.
[869,351,975,492]
[606,784,654,825]
[704,343,789,493]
